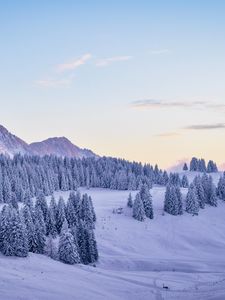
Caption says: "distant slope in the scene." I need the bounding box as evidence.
[0,125,31,156]
[29,137,96,158]
[0,125,97,158]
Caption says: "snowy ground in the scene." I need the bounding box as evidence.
[1,172,225,299]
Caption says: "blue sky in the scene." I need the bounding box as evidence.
[0,1,225,168]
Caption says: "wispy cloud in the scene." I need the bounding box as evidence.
[57,53,92,72]
[35,76,74,88]
[131,99,205,110]
[131,99,225,111]
[184,123,225,130]
[149,49,170,55]
[155,132,180,138]
[96,55,133,67]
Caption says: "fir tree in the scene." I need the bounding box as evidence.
[46,205,57,238]
[183,163,188,171]
[21,205,36,252]
[208,176,217,207]
[164,184,181,215]
[33,206,46,254]
[45,235,58,260]
[181,175,189,188]
[56,196,66,234]
[35,191,48,222]
[132,193,145,221]
[193,176,205,209]
[139,184,154,219]
[217,174,225,201]
[127,193,133,208]
[58,229,80,264]
[186,183,199,215]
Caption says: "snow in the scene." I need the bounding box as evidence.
[1,173,225,299]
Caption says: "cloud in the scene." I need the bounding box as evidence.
[184,123,225,130]
[96,56,133,67]
[35,76,74,88]
[155,132,180,137]
[57,53,92,72]
[149,49,170,55]
[131,99,205,110]
[130,99,225,112]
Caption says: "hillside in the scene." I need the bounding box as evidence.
[0,125,96,158]
[1,173,225,299]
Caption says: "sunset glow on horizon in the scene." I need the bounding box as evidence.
[0,1,224,169]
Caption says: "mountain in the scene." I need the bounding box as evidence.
[0,125,31,157]
[0,125,97,158]
[29,137,96,158]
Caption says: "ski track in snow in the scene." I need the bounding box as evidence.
[0,171,225,299]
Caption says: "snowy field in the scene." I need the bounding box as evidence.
[1,172,225,299]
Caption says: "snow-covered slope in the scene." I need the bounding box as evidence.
[29,137,96,158]
[1,180,225,299]
[0,125,97,158]
[0,125,31,156]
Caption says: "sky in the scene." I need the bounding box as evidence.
[0,0,225,169]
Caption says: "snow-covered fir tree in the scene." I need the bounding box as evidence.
[58,229,80,265]
[183,163,188,171]
[132,193,145,221]
[127,193,133,208]
[56,197,66,234]
[193,176,205,209]
[164,184,183,215]
[186,183,199,215]
[217,173,225,201]
[181,175,189,188]
[45,235,58,260]
[139,184,154,219]
[33,206,46,254]
[208,176,217,207]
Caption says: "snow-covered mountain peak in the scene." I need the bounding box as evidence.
[0,125,97,158]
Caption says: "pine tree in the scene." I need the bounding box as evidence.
[88,196,96,222]
[175,185,183,215]
[80,194,95,229]
[66,194,78,228]
[164,184,181,215]
[181,175,189,188]
[45,235,58,260]
[183,163,188,171]
[0,206,28,257]
[3,174,12,203]
[217,174,225,201]
[139,184,154,219]
[127,193,133,208]
[58,229,80,264]
[132,193,145,221]
[76,221,88,264]
[208,176,217,207]
[190,157,199,171]
[35,191,48,222]
[46,205,57,238]
[60,219,69,235]
[21,205,36,252]
[85,228,98,264]
[33,206,46,254]
[56,196,66,234]
[193,176,205,209]
[186,183,199,215]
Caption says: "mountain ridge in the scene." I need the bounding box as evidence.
[0,125,97,158]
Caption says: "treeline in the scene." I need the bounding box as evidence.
[129,172,225,221]
[185,157,218,173]
[0,191,98,265]
[0,154,168,202]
